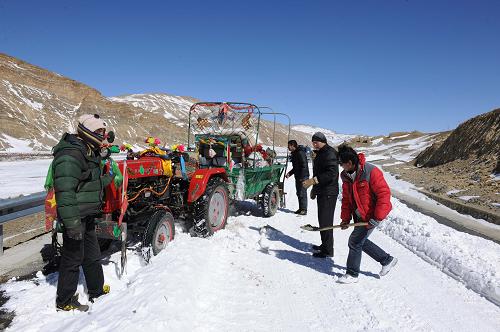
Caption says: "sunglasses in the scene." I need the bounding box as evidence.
[94,128,106,136]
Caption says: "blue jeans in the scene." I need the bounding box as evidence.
[346,225,392,277]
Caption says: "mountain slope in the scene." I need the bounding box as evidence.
[0,53,185,152]
[0,53,320,152]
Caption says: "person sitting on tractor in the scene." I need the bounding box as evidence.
[52,114,113,312]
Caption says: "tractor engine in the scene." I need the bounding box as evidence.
[121,157,174,216]
[127,176,170,207]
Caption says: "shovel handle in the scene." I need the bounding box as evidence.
[318,222,368,232]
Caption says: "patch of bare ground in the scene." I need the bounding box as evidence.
[2,212,46,249]
[382,156,499,223]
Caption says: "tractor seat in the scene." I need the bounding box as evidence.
[212,156,226,167]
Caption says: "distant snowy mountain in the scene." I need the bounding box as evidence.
[109,94,196,128]
[292,124,357,146]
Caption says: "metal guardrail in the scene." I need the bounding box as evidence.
[0,192,46,255]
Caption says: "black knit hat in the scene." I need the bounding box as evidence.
[312,132,327,143]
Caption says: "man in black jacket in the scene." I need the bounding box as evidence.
[303,132,339,258]
[285,140,310,215]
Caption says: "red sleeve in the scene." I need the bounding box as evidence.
[370,167,392,221]
[340,180,353,222]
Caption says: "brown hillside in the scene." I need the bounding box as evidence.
[0,53,312,152]
[415,109,500,171]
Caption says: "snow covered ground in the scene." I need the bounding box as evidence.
[1,170,500,331]
[0,158,52,199]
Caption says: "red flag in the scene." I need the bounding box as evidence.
[118,161,129,226]
[45,188,57,231]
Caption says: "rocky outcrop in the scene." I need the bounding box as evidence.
[415,109,500,171]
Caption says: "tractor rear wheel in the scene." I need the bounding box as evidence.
[143,210,175,255]
[262,183,279,217]
[194,177,229,236]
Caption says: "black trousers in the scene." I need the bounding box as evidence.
[56,217,104,306]
[316,194,338,256]
[295,179,308,211]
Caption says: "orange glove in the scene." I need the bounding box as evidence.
[302,177,318,189]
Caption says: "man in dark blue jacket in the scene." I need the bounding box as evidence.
[286,140,310,215]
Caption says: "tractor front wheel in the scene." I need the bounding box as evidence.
[143,210,175,255]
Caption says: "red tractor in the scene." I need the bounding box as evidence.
[45,102,289,275]
[45,136,231,275]
[95,144,230,271]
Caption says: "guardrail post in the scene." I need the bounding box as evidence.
[0,224,3,256]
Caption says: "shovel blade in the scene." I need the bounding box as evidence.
[300,224,319,231]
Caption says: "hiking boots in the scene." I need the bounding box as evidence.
[89,284,110,303]
[56,294,89,312]
[312,251,333,258]
[380,257,398,276]
[337,274,359,284]
[311,244,322,252]
[294,209,307,215]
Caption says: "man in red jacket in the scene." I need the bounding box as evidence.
[336,145,397,283]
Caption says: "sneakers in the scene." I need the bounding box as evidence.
[56,294,89,312]
[337,274,359,284]
[380,257,398,276]
[89,284,110,303]
[294,209,301,214]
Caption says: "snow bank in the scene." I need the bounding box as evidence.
[2,134,35,153]
[446,189,463,195]
[364,154,390,162]
[379,198,500,306]
[458,195,480,201]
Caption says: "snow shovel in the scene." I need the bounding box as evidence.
[300,222,368,231]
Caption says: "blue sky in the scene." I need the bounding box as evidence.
[1,0,499,135]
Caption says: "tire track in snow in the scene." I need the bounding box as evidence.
[259,224,353,331]
[188,230,271,331]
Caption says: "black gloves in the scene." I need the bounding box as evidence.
[310,189,316,200]
[340,220,350,230]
